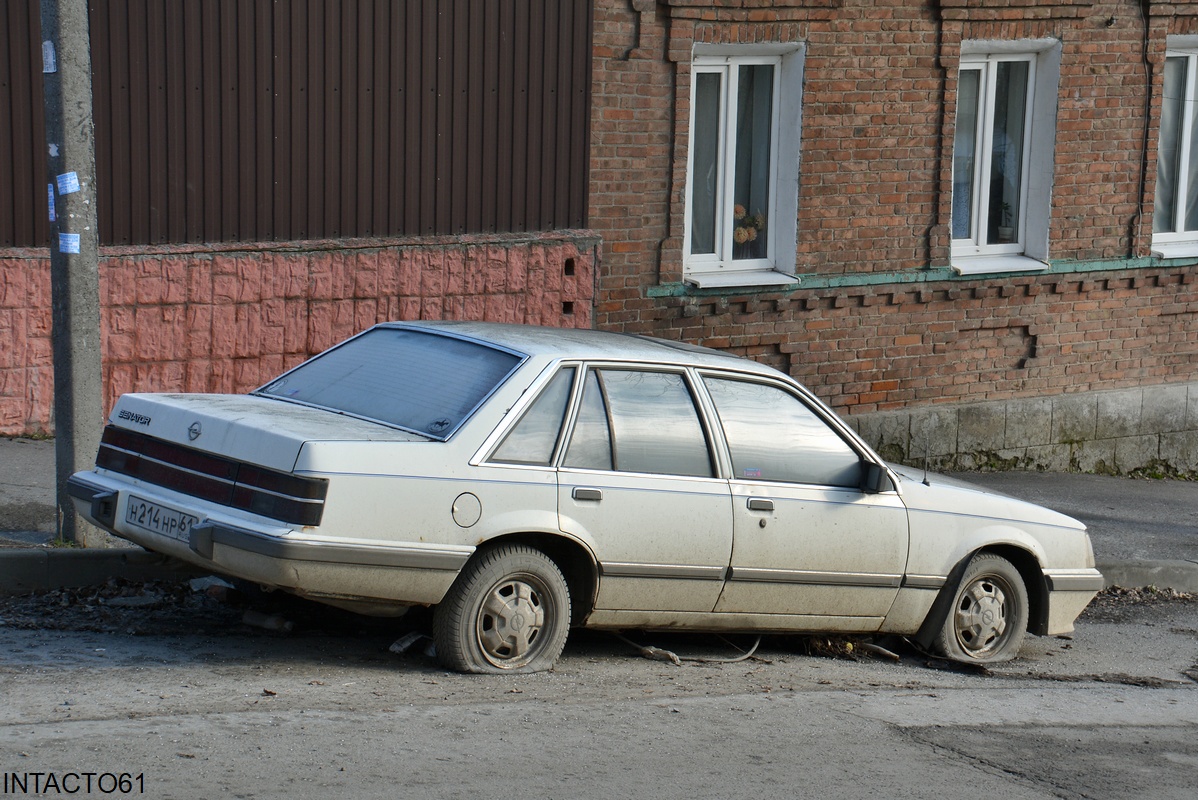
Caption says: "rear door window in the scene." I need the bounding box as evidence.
[563,370,614,471]
[565,368,714,478]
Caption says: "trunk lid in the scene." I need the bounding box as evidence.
[110,393,426,472]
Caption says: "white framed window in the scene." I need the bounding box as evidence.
[952,55,1034,254]
[684,45,803,288]
[1153,39,1198,257]
[951,40,1060,275]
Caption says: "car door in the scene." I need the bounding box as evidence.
[557,366,733,613]
[702,374,909,626]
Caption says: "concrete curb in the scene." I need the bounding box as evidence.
[1095,559,1198,594]
[0,548,200,595]
[1,549,1196,597]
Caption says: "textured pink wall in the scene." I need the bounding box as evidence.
[0,232,598,435]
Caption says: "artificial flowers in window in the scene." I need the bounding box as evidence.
[732,204,766,256]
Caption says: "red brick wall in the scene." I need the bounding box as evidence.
[0,233,597,435]
[656,268,1198,412]
[590,0,1198,414]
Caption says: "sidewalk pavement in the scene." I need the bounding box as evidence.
[1,437,1196,595]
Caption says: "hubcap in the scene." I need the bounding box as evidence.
[953,576,1010,657]
[476,577,548,667]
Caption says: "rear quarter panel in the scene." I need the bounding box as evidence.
[296,441,565,551]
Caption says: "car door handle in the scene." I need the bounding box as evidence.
[747,498,774,512]
[573,487,603,502]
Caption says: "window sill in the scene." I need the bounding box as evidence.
[1151,241,1198,259]
[950,254,1048,276]
[683,269,800,289]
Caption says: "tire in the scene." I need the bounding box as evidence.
[433,544,571,674]
[932,553,1029,664]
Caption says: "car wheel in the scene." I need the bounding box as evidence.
[433,544,571,674]
[933,553,1028,663]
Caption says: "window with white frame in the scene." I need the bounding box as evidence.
[1154,44,1198,256]
[952,55,1034,254]
[684,47,803,287]
[950,41,1060,275]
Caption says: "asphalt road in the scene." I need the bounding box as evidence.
[1,584,1195,799]
[2,441,1196,797]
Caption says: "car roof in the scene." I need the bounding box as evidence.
[380,320,780,376]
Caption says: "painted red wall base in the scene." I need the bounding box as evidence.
[0,232,598,436]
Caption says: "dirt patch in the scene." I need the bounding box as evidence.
[1081,585,1198,623]
[0,576,403,639]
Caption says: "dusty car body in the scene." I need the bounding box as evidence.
[69,321,1104,672]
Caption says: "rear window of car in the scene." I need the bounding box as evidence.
[256,327,524,440]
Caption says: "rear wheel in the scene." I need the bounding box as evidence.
[933,553,1028,663]
[433,544,571,674]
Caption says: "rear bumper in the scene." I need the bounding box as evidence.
[68,471,471,608]
[67,474,119,530]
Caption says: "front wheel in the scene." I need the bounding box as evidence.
[433,544,571,674]
[932,553,1029,663]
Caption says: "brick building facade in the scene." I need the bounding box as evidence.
[589,0,1198,474]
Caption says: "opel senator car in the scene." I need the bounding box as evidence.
[69,321,1104,673]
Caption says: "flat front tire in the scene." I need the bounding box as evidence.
[933,553,1029,663]
[433,544,571,674]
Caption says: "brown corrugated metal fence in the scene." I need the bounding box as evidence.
[1,0,49,248]
[1,0,592,248]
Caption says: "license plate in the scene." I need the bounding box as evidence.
[125,495,199,542]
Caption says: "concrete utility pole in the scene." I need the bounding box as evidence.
[40,0,105,546]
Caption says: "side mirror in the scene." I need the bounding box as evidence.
[861,462,895,494]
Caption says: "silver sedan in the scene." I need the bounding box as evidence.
[70,322,1104,672]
